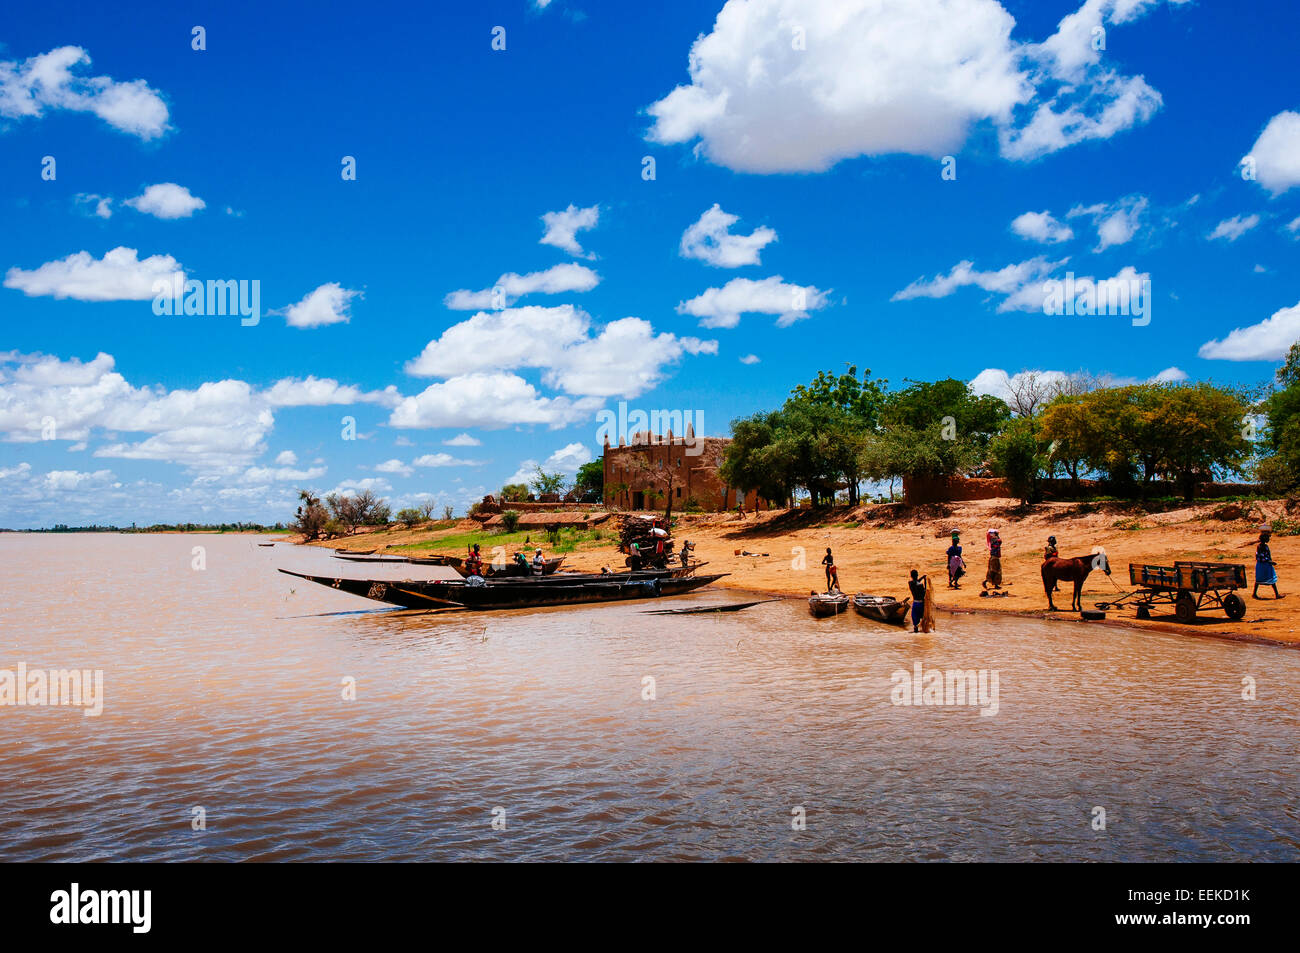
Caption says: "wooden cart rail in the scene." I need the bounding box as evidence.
[1103,561,1248,623]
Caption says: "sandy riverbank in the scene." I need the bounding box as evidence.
[313,497,1299,647]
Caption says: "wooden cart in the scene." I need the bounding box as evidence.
[1095,561,1248,623]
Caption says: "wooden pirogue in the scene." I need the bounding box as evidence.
[278,568,728,611]
[852,593,909,625]
[808,592,849,617]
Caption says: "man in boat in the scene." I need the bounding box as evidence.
[531,547,546,574]
[822,547,840,593]
[946,532,965,589]
[982,529,1003,592]
[465,543,484,577]
[908,570,928,633]
[1253,528,1282,599]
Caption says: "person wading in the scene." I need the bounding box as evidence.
[1253,528,1282,600]
[908,570,929,632]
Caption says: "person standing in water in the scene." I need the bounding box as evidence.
[908,570,928,632]
[821,547,840,593]
[946,532,965,589]
[1253,528,1282,599]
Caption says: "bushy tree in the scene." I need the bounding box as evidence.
[293,489,328,539]
[1259,341,1300,493]
[573,460,604,502]
[501,483,530,502]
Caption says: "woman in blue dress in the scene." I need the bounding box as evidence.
[1253,529,1281,600]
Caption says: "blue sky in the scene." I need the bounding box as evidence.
[1,0,1298,528]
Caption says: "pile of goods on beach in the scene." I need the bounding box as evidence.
[616,515,674,568]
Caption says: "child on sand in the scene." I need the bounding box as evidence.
[1253,528,1282,600]
[822,547,840,593]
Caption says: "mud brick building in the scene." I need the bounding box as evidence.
[602,427,765,512]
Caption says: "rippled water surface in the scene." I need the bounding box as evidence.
[2,534,1297,862]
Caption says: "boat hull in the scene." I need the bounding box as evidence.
[852,594,909,625]
[278,569,728,611]
[808,593,849,617]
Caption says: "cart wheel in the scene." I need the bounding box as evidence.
[1175,590,1196,623]
[1223,593,1246,620]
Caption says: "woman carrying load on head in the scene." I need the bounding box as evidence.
[983,529,1003,591]
[946,532,965,589]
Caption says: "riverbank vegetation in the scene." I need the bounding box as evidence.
[720,348,1300,508]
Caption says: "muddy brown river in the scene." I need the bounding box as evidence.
[1,534,1296,861]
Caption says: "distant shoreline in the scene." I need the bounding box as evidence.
[310,496,1299,648]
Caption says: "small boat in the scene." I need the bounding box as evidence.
[257,542,275,547]
[852,593,909,625]
[808,591,849,617]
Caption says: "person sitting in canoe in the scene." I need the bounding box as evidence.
[822,547,840,592]
[532,547,546,574]
[946,532,965,589]
[464,544,484,577]
[1253,528,1282,600]
[908,570,928,632]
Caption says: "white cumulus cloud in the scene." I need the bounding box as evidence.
[540,204,599,257]
[0,45,170,139]
[4,247,185,301]
[274,283,362,329]
[1198,299,1300,362]
[680,204,777,267]
[1244,111,1300,196]
[443,263,599,310]
[677,276,829,328]
[1010,210,1073,244]
[124,183,206,219]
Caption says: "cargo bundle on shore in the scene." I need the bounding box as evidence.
[616,515,674,567]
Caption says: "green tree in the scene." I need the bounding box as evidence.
[530,467,567,498]
[573,460,604,502]
[500,483,530,502]
[1259,341,1300,493]
[989,417,1047,505]
[293,489,328,539]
